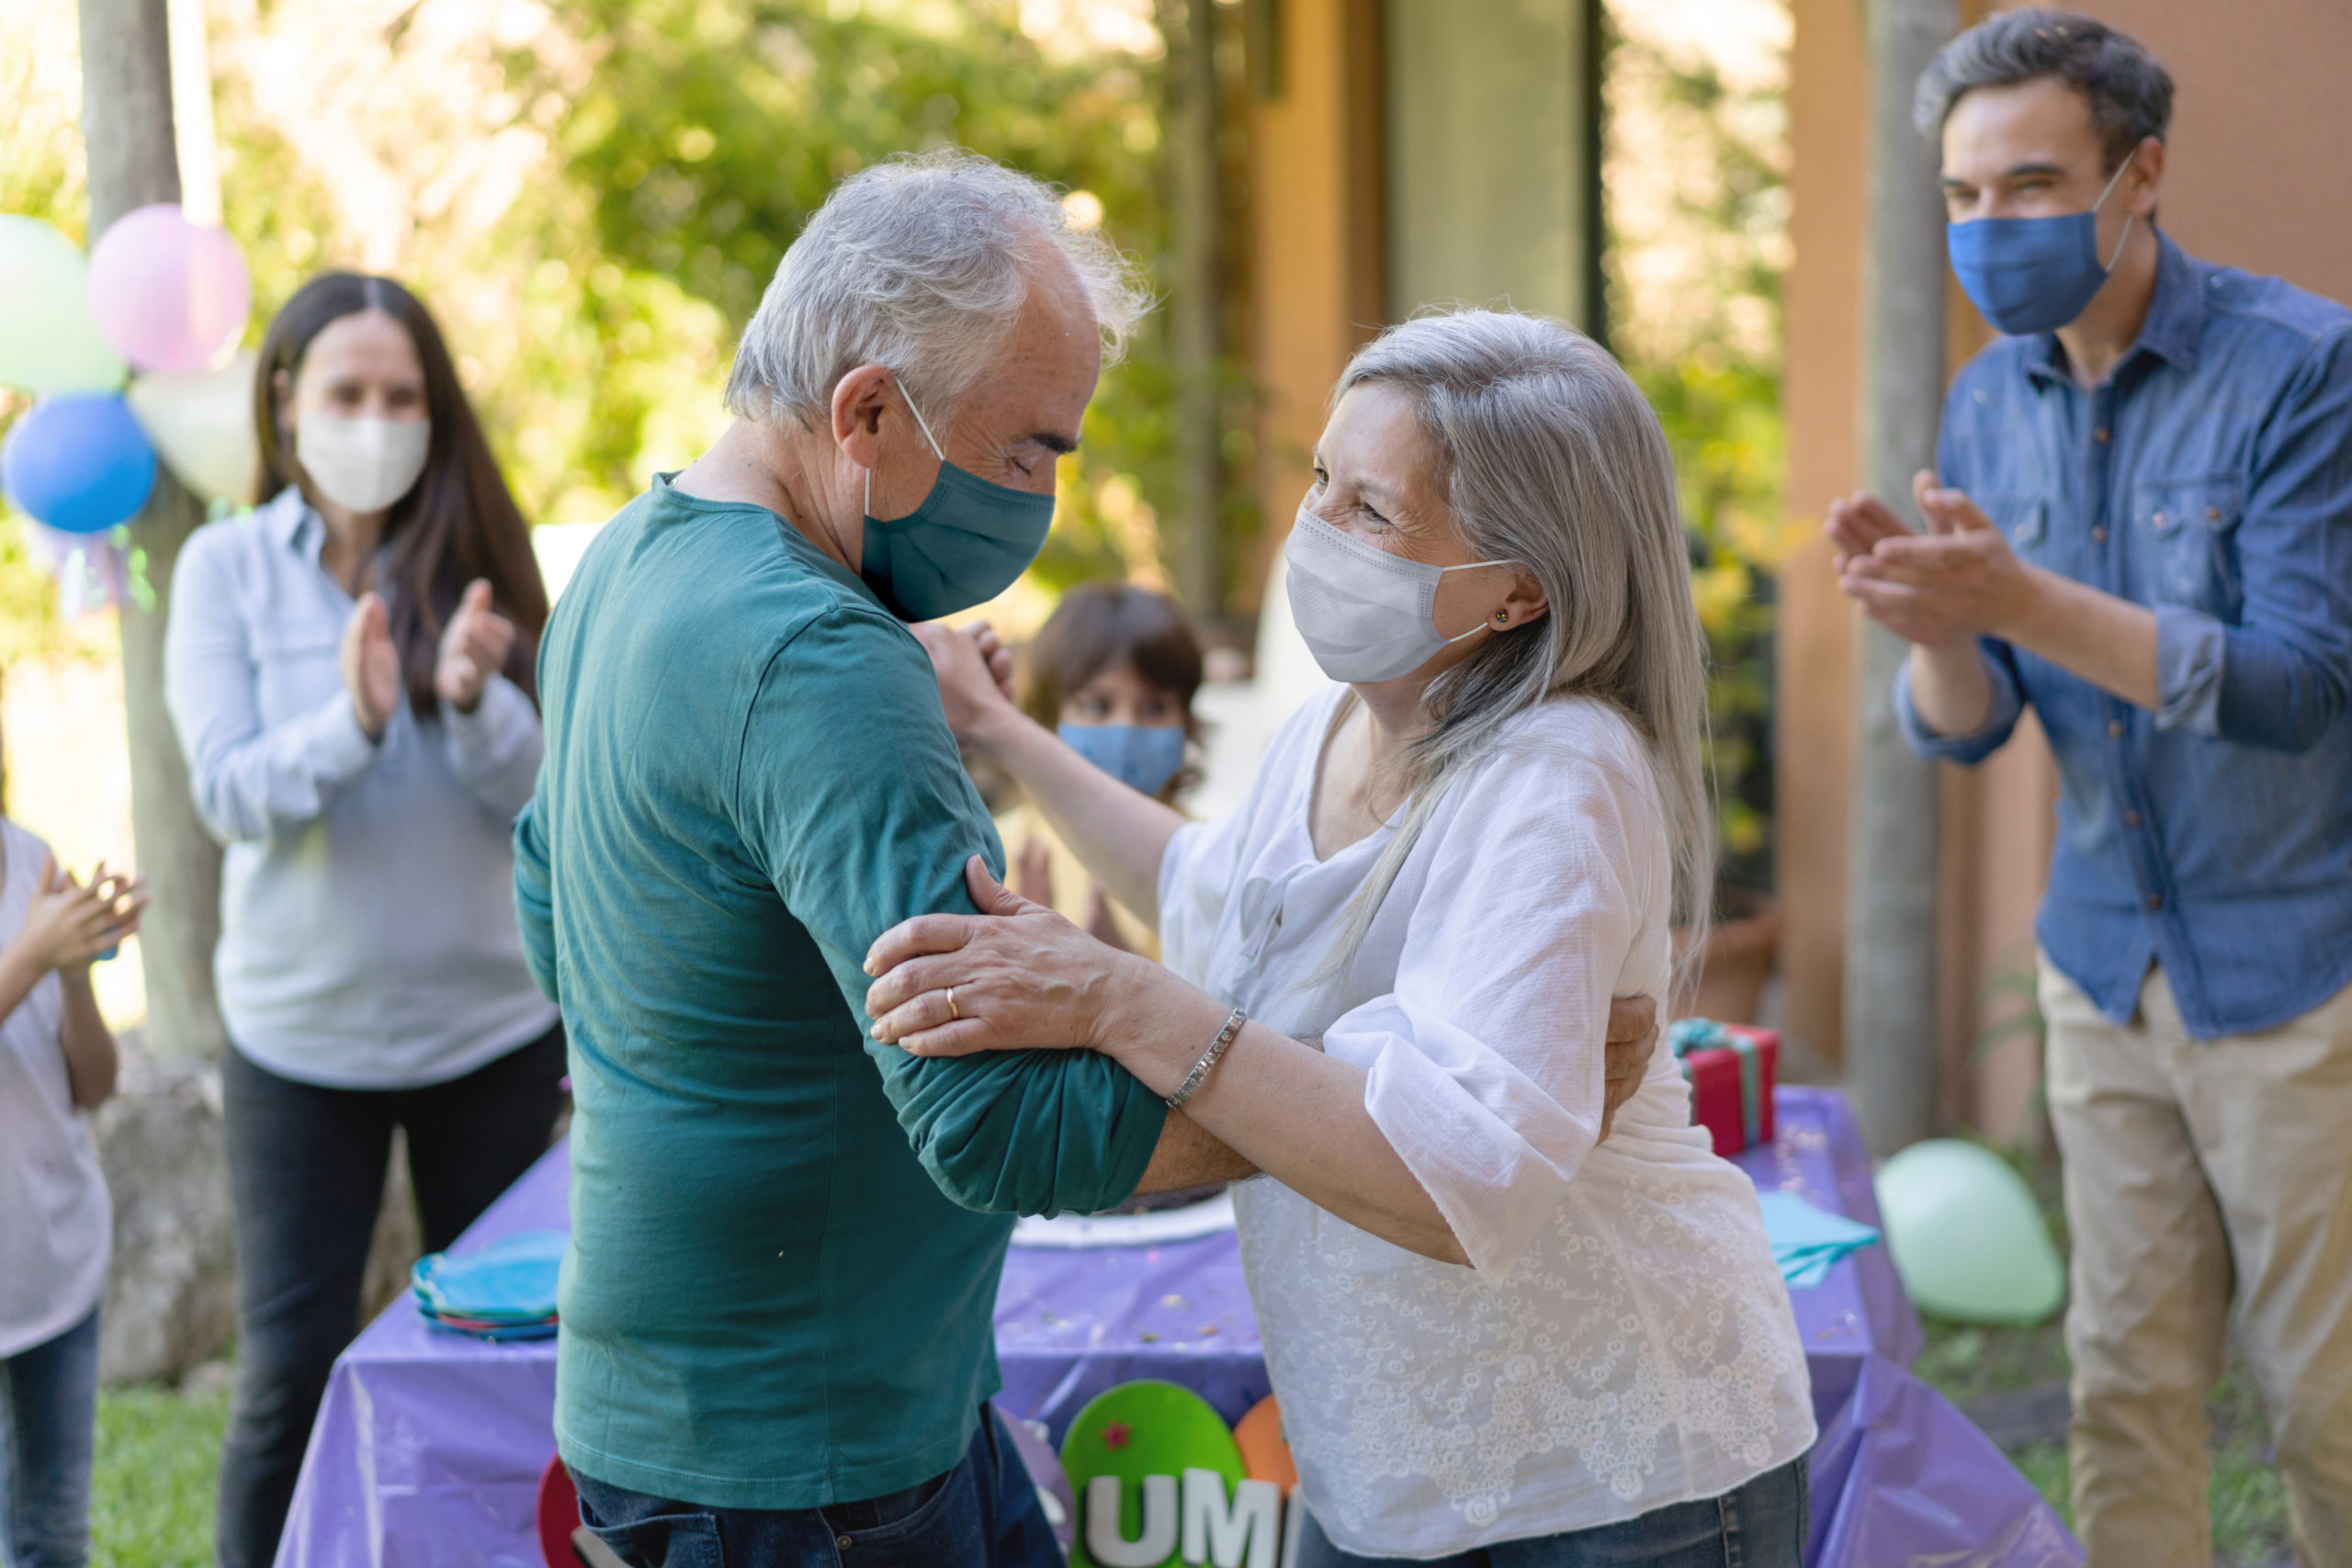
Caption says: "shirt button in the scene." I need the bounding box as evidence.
[2207,505,2222,521]
[2125,810,2143,828]
[2146,894,2165,910]
[839,1537,854,1550]
[2094,427,2111,444]
[2091,525,2109,543]
[2151,510,2168,530]
[2107,720,2124,739]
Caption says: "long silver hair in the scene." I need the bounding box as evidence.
[1327,309,1715,988]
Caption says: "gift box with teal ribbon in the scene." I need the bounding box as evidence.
[1666,1018,1778,1156]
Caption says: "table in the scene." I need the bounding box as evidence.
[277,1089,2080,1567]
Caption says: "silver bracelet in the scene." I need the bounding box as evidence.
[1166,1006,1248,1110]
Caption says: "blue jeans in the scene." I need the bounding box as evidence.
[0,1305,101,1568]
[572,1406,1060,1568]
[1296,1456,1809,1568]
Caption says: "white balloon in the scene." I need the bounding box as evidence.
[126,350,259,506]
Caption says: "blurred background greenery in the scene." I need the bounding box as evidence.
[1,0,1794,928]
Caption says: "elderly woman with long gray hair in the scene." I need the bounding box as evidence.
[867,310,1816,1566]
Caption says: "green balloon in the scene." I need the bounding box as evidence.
[1875,1138,2066,1325]
[1061,1381,1246,1568]
[0,217,127,394]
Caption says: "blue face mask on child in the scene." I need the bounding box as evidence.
[1059,723,1187,798]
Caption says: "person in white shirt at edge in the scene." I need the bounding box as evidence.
[163,272,564,1568]
[0,818,141,1568]
[865,310,1815,1567]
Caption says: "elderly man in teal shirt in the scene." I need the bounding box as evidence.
[513,151,1185,1564]
[518,151,1653,1567]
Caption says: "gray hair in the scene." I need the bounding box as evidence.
[1324,310,1717,995]
[1915,8,2174,172]
[724,149,1152,425]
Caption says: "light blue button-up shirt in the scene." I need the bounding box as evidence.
[1897,234,2352,1037]
[164,487,556,1086]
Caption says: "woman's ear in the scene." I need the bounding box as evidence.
[1499,569,1550,629]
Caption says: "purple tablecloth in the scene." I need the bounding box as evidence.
[277,1088,2079,1567]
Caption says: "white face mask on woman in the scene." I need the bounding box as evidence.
[295,414,430,513]
[1283,504,1514,683]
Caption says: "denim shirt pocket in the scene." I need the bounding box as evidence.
[1982,497,2051,572]
[2136,475,2245,618]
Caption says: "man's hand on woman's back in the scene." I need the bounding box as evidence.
[1600,995,1659,1142]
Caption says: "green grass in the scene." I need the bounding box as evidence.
[90,1375,231,1568]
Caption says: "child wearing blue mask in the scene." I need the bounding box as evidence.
[997,582,1203,958]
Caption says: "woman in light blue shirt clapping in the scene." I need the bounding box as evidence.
[163,273,561,1568]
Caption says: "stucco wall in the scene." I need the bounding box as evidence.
[1778,0,2352,1124]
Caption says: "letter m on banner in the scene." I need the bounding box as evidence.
[1182,1468,1283,1568]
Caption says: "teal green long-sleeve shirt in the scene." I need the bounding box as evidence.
[514,476,1165,1509]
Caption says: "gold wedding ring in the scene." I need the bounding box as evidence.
[946,987,960,1021]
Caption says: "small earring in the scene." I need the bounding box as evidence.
[1493,610,1510,624]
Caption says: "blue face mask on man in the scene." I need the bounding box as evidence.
[1058,722,1187,798]
[1946,152,2139,336]
[861,387,1056,622]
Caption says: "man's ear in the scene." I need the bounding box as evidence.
[2125,135,2165,220]
[831,364,895,470]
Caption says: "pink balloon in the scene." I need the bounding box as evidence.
[87,204,252,375]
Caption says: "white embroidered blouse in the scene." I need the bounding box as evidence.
[1158,686,1815,1557]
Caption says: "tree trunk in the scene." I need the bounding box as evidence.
[1845,0,1952,1156]
[1163,0,1226,626]
[79,0,226,1062]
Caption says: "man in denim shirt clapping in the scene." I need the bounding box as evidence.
[1828,12,2352,1565]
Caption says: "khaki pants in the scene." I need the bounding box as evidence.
[2041,958,2352,1568]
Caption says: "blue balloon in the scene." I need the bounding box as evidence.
[2,392,156,534]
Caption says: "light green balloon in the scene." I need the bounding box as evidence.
[1875,1138,2066,1325]
[0,217,128,394]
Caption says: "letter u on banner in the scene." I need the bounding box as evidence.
[1086,1473,1179,1568]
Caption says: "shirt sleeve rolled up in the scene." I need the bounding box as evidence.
[737,604,1165,1217]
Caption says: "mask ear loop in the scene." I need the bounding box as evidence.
[1434,558,1521,645]
[867,377,950,521]
[2093,150,2140,273]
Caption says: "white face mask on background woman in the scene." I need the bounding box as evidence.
[295,414,431,513]
[1283,504,1515,683]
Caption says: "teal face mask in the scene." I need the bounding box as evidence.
[860,389,1055,621]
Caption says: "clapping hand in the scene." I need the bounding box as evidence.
[1828,470,2030,648]
[435,579,516,715]
[341,592,402,740]
[10,855,147,975]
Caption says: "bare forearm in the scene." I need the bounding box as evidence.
[57,969,117,1110]
[2004,567,2160,711]
[1110,984,1465,1265]
[1905,640,1996,737]
[1135,1111,1257,1192]
[0,944,47,1032]
[983,715,1186,929]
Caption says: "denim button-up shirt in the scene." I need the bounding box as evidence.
[1898,234,2352,1037]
